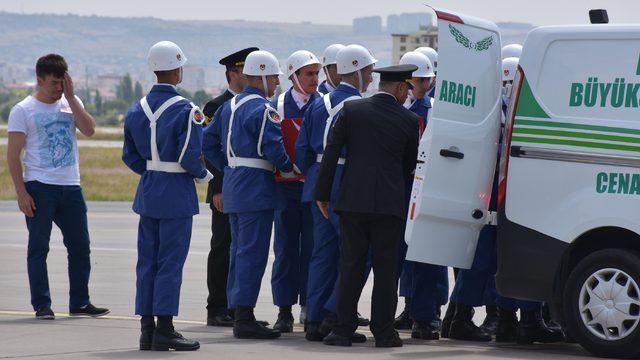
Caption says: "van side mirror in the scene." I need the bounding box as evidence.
[589,9,609,24]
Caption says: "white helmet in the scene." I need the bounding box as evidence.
[243,50,283,97]
[414,47,438,70]
[243,50,283,76]
[336,44,377,75]
[400,51,435,78]
[286,50,320,78]
[501,44,523,60]
[502,57,519,82]
[147,41,187,72]
[321,44,345,67]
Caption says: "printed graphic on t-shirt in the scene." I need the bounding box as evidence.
[34,112,76,168]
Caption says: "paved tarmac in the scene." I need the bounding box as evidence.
[0,201,594,359]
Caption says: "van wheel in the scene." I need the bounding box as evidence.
[563,249,640,359]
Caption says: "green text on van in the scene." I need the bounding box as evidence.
[596,172,640,194]
[439,80,477,108]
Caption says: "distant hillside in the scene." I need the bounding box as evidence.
[0,12,533,87]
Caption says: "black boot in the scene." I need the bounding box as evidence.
[315,313,366,343]
[541,302,562,332]
[139,316,155,351]
[516,309,564,344]
[449,304,491,342]
[152,316,200,351]
[319,312,338,335]
[305,322,329,342]
[495,307,518,343]
[394,297,413,330]
[273,306,294,333]
[207,309,234,327]
[323,331,352,347]
[234,306,281,339]
[480,305,500,335]
[411,321,440,340]
[440,302,457,338]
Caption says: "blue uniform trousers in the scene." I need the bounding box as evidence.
[410,262,448,322]
[272,183,314,307]
[135,215,192,316]
[227,210,274,308]
[450,225,540,311]
[305,204,341,322]
[25,181,91,311]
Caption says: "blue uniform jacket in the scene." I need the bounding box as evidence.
[122,84,207,219]
[317,81,333,95]
[295,83,361,203]
[426,86,436,99]
[203,86,293,213]
[270,88,319,205]
[408,96,432,125]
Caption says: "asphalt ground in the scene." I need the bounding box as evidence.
[0,201,594,359]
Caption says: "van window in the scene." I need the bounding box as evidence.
[536,39,640,122]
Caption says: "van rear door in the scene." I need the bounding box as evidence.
[405,8,503,269]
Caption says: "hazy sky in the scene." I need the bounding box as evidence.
[1,0,638,26]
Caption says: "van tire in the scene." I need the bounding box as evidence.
[563,249,640,359]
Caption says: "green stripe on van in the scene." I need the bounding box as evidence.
[512,127,640,144]
[515,76,549,119]
[511,136,640,153]
[515,119,640,136]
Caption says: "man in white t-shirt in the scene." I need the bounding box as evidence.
[6,54,109,320]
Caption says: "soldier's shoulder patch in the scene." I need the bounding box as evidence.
[265,105,282,124]
[191,106,205,125]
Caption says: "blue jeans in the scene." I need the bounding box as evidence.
[25,181,91,311]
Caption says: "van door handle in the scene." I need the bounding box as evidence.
[440,149,464,159]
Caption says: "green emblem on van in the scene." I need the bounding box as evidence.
[569,77,640,108]
[439,80,477,107]
[448,24,494,52]
[596,172,640,194]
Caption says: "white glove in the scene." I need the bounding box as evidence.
[195,170,214,184]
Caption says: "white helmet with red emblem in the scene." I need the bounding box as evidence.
[286,50,320,78]
[243,50,283,76]
[502,57,519,82]
[147,41,188,71]
[336,44,377,75]
[501,44,523,60]
[321,44,345,67]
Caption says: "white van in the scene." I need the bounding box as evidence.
[406,8,640,359]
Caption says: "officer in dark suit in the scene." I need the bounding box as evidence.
[202,47,258,327]
[315,64,419,348]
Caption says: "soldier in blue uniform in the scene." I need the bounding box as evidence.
[295,44,376,342]
[317,44,344,95]
[202,47,258,328]
[203,50,293,339]
[393,51,449,341]
[122,41,210,351]
[269,50,322,332]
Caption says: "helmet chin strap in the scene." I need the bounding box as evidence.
[357,69,364,93]
[261,75,269,98]
[292,73,309,96]
[324,67,336,88]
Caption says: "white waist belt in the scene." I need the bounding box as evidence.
[228,157,275,172]
[316,154,346,165]
[146,160,187,173]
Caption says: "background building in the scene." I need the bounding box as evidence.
[353,16,382,35]
[391,26,438,64]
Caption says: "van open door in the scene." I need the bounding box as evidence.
[405,8,503,269]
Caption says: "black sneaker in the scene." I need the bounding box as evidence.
[35,306,55,320]
[69,303,110,317]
